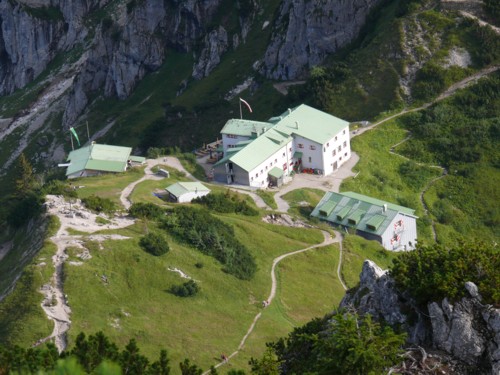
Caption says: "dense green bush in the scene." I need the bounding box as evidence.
[139,232,170,256]
[42,180,78,198]
[81,195,116,214]
[391,242,500,306]
[193,191,258,216]
[267,311,406,375]
[162,206,257,280]
[170,280,200,297]
[129,202,165,219]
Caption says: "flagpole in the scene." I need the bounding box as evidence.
[86,121,90,142]
[239,99,242,119]
[70,131,74,150]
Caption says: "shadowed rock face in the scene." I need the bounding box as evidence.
[341,260,500,374]
[0,0,380,126]
[259,0,383,80]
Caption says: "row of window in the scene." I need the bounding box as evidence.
[226,134,238,139]
[296,140,348,152]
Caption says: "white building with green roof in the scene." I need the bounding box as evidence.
[165,182,210,203]
[213,104,351,187]
[311,191,418,251]
[65,143,145,179]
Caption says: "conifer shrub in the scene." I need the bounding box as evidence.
[170,280,200,297]
[139,232,169,256]
[161,206,257,280]
[391,242,499,306]
[129,202,165,220]
[81,195,116,214]
[192,191,258,216]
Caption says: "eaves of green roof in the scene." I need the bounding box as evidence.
[86,160,126,172]
[166,182,210,197]
[229,129,292,172]
[342,191,416,216]
[268,167,284,179]
[274,104,349,144]
[220,119,274,137]
[310,192,407,236]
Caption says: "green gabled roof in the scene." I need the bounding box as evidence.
[66,143,132,176]
[86,159,126,173]
[336,206,351,220]
[366,214,386,231]
[213,155,231,168]
[228,129,292,172]
[342,191,416,216]
[311,191,417,236]
[347,209,365,225]
[274,104,349,144]
[165,182,210,198]
[220,119,274,137]
[319,200,336,216]
[268,167,284,179]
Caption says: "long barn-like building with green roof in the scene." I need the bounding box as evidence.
[311,191,418,251]
[65,143,145,179]
[213,104,351,187]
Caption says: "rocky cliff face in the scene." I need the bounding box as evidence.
[341,260,500,374]
[0,0,382,128]
[259,0,384,80]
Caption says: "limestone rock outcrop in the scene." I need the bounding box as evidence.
[341,260,500,374]
[260,0,383,80]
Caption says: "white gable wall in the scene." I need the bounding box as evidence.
[177,190,210,203]
[247,140,293,188]
[322,126,351,175]
[222,134,252,154]
[293,135,323,171]
[381,213,418,251]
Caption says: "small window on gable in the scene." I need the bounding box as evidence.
[327,142,329,147]
[289,147,292,152]
[298,143,304,149]
[275,158,277,163]
[344,152,347,157]
[338,145,341,151]
[251,177,254,182]
[283,152,285,157]
[256,173,259,177]
[310,145,316,150]
[335,136,338,141]
[332,149,336,156]
[343,130,346,135]
[343,141,347,147]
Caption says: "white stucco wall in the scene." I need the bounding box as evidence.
[177,190,210,203]
[247,140,293,188]
[221,134,252,154]
[381,213,418,251]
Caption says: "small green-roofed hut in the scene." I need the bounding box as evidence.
[268,167,284,187]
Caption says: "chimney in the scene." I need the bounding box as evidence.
[288,108,292,114]
[383,204,387,212]
[295,121,299,129]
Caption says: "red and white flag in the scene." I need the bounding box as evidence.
[239,98,253,113]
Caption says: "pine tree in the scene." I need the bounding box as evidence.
[15,153,36,196]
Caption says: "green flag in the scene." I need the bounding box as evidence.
[69,127,80,146]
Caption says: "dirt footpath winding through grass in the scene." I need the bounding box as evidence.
[204,230,345,373]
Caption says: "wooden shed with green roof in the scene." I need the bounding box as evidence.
[311,191,418,251]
